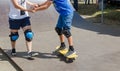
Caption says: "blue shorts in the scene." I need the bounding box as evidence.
[9,17,31,30]
[56,13,73,30]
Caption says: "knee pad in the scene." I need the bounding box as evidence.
[24,29,34,42]
[63,29,71,38]
[9,32,19,42]
[55,27,63,35]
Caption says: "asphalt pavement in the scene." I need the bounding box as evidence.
[1,0,120,71]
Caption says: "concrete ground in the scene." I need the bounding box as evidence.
[0,48,17,71]
[1,0,120,71]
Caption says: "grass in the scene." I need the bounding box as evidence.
[77,3,120,25]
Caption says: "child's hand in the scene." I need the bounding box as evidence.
[30,4,38,10]
[33,4,38,8]
[27,8,36,13]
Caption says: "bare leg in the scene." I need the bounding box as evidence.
[68,36,73,46]
[23,26,32,53]
[26,41,32,53]
[11,41,16,49]
[59,34,64,43]
[10,30,18,55]
[65,36,76,56]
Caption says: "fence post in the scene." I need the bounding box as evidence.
[101,0,104,24]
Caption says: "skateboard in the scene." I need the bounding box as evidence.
[54,46,78,63]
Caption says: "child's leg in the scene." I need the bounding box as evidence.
[55,27,66,49]
[62,29,74,51]
[55,15,66,49]
[68,36,74,51]
[9,18,20,55]
[63,30,76,56]
[10,32,19,49]
[23,26,33,54]
[59,34,65,47]
[62,13,76,56]
[22,17,33,57]
[9,30,19,55]
[26,41,32,53]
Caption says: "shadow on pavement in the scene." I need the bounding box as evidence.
[5,49,73,63]
[0,49,9,61]
[5,49,57,59]
[72,12,120,37]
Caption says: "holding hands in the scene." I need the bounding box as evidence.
[28,3,38,13]
[28,0,52,13]
[11,0,52,13]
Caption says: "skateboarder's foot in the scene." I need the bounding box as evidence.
[11,48,16,56]
[56,46,66,52]
[65,50,76,57]
[53,46,67,55]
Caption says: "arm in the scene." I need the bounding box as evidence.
[11,0,28,11]
[35,0,52,11]
[11,0,34,12]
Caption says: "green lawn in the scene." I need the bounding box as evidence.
[77,4,120,25]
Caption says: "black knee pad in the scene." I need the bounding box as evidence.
[63,29,71,38]
[55,27,63,35]
[9,32,19,42]
[24,29,34,42]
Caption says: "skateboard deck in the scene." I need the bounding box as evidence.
[55,46,78,63]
